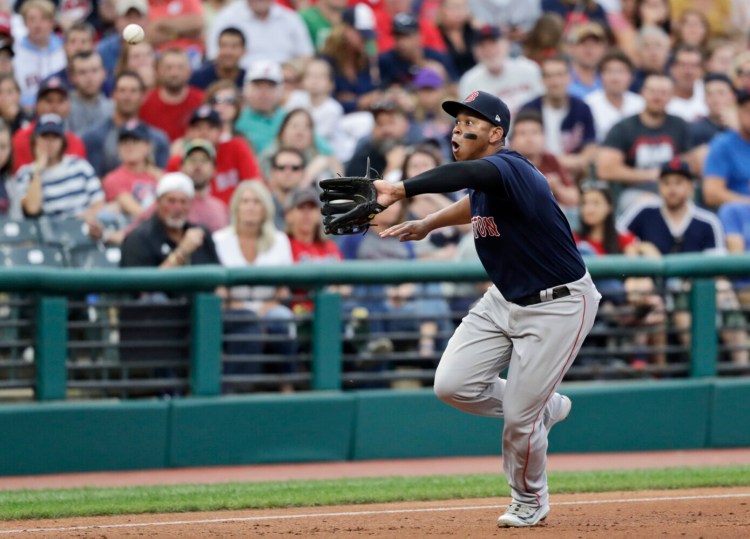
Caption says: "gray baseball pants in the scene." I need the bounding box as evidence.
[434,271,600,507]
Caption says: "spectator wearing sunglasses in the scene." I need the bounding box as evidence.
[267,147,306,230]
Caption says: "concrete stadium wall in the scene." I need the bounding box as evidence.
[1,379,749,476]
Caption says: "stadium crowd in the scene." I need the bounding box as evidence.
[2,0,750,384]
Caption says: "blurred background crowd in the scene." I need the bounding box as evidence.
[1,0,750,389]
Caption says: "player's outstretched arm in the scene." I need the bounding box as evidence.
[380,196,471,242]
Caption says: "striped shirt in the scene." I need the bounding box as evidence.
[15,156,105,218]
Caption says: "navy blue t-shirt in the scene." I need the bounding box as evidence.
[618,200,724,254]
[404,149,586,301]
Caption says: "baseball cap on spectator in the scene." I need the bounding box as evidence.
[157,172,195,198]
[37,77,68,100]
[118,119,150,141]
[116,0,148,16]
[659,158,692,180]
[704,73,734,88]
[392,13,419,36]
[413,67,444,90]
[183,138,217,162]
[571,21,606,43]
[189,104,221,127]
[472,25,502,46]
[286,186,321,211]
[34,114,65,137]
[0,39,12,57]
[245,60,282,85]
[342,4,376,40]
[442,90,511,134]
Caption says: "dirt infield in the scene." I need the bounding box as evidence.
[1,449,750,538]
[0,488,748,538]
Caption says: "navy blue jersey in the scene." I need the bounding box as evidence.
[476,151,585,301]
[403,149,586,301]
[618,200,725,255]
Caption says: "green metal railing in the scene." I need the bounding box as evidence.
[1,252,748,400]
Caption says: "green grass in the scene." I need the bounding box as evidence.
[2,466,749,521]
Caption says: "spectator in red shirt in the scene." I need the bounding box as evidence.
[286,186,342,264]
[102,119,160,221]
[12,77,87,172]
[139,48,205,141]
[166,103,262,205]
[286,186,343,314]
[146,0,205,62]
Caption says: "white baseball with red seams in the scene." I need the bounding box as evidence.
[122,24,145,45]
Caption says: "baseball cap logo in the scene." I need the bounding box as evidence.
[464,91,479,103]
[495,114,501,122]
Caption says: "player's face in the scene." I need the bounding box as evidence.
[658,174,693,210]
[451,111,497,161]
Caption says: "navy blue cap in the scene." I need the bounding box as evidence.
[118,118,150,141]
[703,73,733,88]
[659,158,692,180]
[34,113,65,137]
[36,76,68,100]
[442,90,511,134]
[392,12,418,35]
[189,104,221,126]
[472,25,502,46]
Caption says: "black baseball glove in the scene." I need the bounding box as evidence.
[319,159,386,235]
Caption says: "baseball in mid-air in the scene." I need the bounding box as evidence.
[122,24,145,45]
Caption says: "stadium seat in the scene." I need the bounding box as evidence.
[0,218,40,247]
[68,246,122,269]
[38,217,96,250]
[0,246,66,268]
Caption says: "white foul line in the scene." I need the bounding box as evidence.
[1,492,749,535]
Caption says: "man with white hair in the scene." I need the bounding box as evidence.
[120,172,220,268]
[630,25,671,93]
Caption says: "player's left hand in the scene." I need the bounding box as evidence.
[379,219,430,242]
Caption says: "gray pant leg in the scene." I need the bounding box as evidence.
[433,288,513,418]
[502,277,600,507]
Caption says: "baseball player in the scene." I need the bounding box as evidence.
[355,91,601,527]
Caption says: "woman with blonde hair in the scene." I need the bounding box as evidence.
[213,181,298,392]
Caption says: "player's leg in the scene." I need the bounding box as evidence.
[501,278,600,511]
[433,286,513,418]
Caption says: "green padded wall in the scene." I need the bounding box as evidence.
[353,390,503,459]
[709,379,750,447]
[550,380,713,452]
[168,393,356,466]
[0,401,169,475]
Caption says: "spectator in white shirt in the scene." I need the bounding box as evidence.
[13,0,66,110]
[458,25,543,114]
[666,44,708,122]
[585,49,645,143]
[206,0,314,68]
